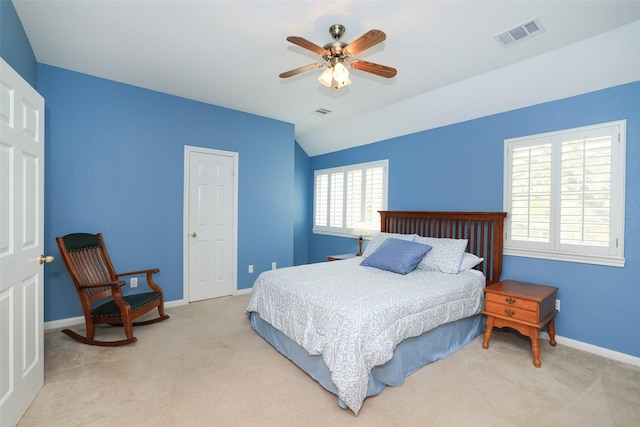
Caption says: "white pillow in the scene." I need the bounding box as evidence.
[414,236,468,274]
[459,252,484,271]
[362,232,416,258]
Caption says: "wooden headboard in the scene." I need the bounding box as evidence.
[380,211,507,284]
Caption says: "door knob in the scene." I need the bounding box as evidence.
[39,255,55,264]
[191,232,197,238]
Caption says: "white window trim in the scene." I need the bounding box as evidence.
[313,159,388,238]
[503,120,626,267]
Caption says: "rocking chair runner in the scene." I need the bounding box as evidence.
[56,232,169,346]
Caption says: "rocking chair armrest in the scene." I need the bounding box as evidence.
[78,280,126,290]
[116,268,160,277]
[116,269,164,294]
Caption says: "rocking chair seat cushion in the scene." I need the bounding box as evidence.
[91,292,162,318]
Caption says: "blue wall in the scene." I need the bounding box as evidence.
[37,64,296,322]
[0,0,36,86]
[293,142,310,265]
[309,81,640,358]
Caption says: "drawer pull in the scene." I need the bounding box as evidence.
[505,309,515,317]
[505,297,516,305]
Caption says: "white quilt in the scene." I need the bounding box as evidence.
[245,257,485,414]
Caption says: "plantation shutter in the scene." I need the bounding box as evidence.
[346,170,362,227]
[329,172,344,227]
[313,160,388,236]
[363,166,384,230]
[559,129,613,251]
[314,174,328,227]
[510,142,552,246]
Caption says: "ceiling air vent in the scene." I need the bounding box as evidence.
[495,18,545,47]
[311,107,332,116]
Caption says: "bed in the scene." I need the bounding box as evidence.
[246,211,506,415]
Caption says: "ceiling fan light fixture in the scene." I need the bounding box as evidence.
[318,67,333,87]
[332,72,351,89]
[333,76,352,90]
[333,62,349,80]
[318,61,351,90]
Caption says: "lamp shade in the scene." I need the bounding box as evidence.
[318,67,333,87]
[350,222,371,238]
[333,62,348,80]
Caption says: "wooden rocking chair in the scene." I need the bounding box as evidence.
[56,232,169,346]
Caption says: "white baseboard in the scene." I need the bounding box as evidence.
[165,299,187,309]
[44,298,187,331]
[234,288,252,295]
[540,332,640,367]
[45,315,85,330]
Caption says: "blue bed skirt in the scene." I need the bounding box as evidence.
[249,312,484,409]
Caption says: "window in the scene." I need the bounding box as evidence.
[314,160,388,237]
[504,120,626,266]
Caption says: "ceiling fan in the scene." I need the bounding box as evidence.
[279,24,397,90]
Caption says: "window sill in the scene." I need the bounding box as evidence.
[504,248,625,267]
[313,228,374,239]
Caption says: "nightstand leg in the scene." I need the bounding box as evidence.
[482,316,495,349]
[547,319,557,347]
[530,328,541,368]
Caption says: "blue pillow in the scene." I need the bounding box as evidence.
[360,238,432,275]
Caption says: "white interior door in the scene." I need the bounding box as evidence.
[0,58,47,426]
[184,146,237,302]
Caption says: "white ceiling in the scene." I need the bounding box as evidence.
[13,1,640,156]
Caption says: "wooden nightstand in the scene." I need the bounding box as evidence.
[327,253,358,262]
[482,280,558,368]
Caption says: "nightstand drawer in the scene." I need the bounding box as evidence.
[485,301,539,323]
[486,292,538,312]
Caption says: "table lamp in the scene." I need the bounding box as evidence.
[350,223,371,256]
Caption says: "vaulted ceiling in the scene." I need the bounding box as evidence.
[13,1,640,156]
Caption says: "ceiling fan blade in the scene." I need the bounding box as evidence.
[344,30,386,56]
[349,60,397,78]
[279,62,325,79]
[286,36,328,56]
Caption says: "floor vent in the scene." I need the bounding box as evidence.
[495,18,544,47]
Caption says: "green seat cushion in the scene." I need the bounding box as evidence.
[92,292,161,318]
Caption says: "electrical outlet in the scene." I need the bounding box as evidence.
[248,265,253,273]
[272,262,277,270]
[555,299,560,312]
[130,277,138,288]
